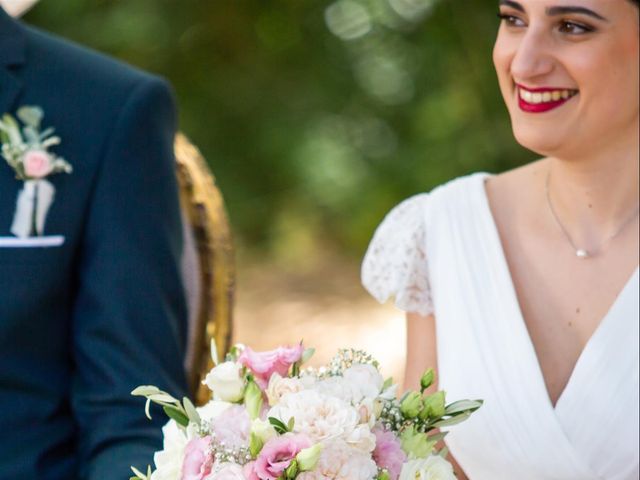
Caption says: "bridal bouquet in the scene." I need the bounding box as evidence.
[130,343,481,480]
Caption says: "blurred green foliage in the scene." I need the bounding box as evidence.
[27,0,535,259]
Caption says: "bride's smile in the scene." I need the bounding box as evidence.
[516,84,579,113]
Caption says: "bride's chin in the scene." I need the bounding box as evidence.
[511,125,568,157]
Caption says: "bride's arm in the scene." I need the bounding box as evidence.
[405,313,469,480]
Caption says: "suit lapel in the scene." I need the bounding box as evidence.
[0,7,26,234]
[0,6,26,116]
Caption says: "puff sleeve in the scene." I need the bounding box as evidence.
[361,194,433,317]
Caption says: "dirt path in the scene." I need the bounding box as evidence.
[233,254,406,382]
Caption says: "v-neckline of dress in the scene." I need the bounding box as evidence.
[475,172,639,412]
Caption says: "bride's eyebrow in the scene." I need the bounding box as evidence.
[546,6,609,21]
[499,1,525,12]
[499,1,609,23]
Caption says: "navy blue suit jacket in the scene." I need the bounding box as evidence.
[0,8,188,479]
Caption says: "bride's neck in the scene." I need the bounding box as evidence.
[545,135,639,240]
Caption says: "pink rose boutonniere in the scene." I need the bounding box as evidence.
[0,106,72,238]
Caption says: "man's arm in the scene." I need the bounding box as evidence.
[70,76,189,479]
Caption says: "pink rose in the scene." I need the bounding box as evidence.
[23,150,54,178]
[238,345,304,389]
[373,427,407,480]
[247,434,311,480]
[182,436,213,480]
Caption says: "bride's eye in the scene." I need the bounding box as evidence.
[558,20,594,35]
[497,12,526,28]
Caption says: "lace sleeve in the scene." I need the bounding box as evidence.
[361,194,433,316]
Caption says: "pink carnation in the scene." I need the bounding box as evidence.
[373,427,407,480]
[182,436,213,480]
[238,345,304,389]
[247,434,311,480]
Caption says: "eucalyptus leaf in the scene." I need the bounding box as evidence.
[163,405,189,427]
[39,127,55,139]
[444,399,483,415]
[17,106,43,128]
[183,397,201,425]
[131,385,161,396]
[301,348,315,364]
[210,338,220,365]
[430,411,472,428]
[144,398,152,420]
[23,126,38,144]
[148,393,179,404]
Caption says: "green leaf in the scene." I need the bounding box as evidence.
[131,385,161,396]
[444,399,483,415]
[287,416,295,432]
[430,411,473,429]
[211,339,220,365]
[439,446,449,458]
[268,416,290,434]
[301,347,315,364]
[249,432,264,458]
[163,405,189,427]
[17,106,43,128]
[382,377,394,391]
[183,397,201,425]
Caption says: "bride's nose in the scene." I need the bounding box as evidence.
[510,30,555,82]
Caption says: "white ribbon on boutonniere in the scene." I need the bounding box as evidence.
[0,106,72,238]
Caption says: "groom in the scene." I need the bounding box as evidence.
[0,5,188,479]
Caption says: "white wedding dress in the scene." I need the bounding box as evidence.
[362,173,639,480]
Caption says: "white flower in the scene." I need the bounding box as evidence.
[399,456,456,480]
[266,373,306,406]
[268,390,359,443]
[314,376,362,405]
[197,399,233,423]
[343,364,384,401]
[206,462,246,480]
[297,439,378,480]
[150,420,189,480]
[204,361,246,402]
[355,398,379,428]
[150,402,235,480]
[345,424,377,453]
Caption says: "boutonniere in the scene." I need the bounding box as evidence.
[0,106,72,238]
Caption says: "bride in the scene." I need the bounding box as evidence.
[362,1,639,479]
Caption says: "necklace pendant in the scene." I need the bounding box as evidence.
[576,249,589,259]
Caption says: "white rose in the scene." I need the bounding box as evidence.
[345,424,377,453]
[206,462,246,480]
[355,398,379,428]
[297,439,378,480]
[150,420,189,480]
[203,361,245,402]
[266,373,306,406]
[399,456,456,480]
[197,399,232,423]
[268,390,359,443]
[343,364,384,401]
[314,376,362,405]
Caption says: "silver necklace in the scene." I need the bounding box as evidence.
[545,171,639,259]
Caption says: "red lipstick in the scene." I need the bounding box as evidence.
[517,85,578,113]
